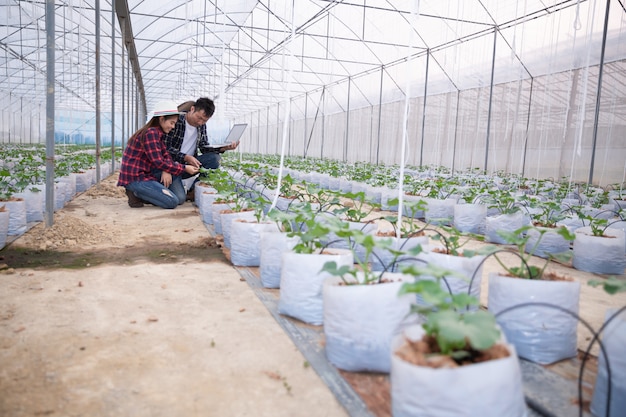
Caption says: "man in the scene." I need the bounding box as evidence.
[163,97,239,200]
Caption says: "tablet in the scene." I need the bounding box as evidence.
[207,123,247,148]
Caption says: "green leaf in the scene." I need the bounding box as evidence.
[589,277,626,295]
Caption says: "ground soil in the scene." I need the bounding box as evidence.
[0,174,348,417]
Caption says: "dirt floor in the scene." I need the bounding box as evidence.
[0,175,349,417]
[1,172,624,417]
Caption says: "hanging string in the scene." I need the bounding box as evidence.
[574,0,583,31]
[535,7,561,182]
[396,0,420,238]
[268,0,296,214]
[568,0,597,190]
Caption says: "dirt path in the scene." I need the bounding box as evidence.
[0,174,348,417]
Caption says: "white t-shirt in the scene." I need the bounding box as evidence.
[180,120,198,156]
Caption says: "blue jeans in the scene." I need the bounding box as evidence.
[126,180,182,209]
[150,168,186,205]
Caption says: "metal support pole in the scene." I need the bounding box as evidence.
[121,18,125,149]
[304,92,308,158]
[588,0,611,185]
[484,27,498,172]
[257,111,260,153]
[321,95,325,160]
[111,0,116,170]
[345,77,351,162]
[266,107,270,154]
[376,66,383,165]
[521,78,534,178]
[419,50,430,167]
[276,102,280,154]
[45,0,55,227]
[451,90,460,174]
[95,0,101,183]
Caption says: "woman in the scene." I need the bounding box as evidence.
[117,100,199,209]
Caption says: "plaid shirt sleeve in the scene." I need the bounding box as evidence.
[163,114,188,164]
[117,127,184,187]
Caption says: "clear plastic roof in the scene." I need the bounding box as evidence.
[1,0,625,185]
[2,0,625,120]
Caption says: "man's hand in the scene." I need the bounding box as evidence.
[184,154,201,168]
[225,140,239,151]
[161,171,173,187]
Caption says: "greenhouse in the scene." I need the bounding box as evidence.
[1,1,626,416]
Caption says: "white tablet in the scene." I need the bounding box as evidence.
[208,123,247,148]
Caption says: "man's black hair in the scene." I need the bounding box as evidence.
[194,97,215,118]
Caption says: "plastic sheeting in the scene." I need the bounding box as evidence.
[2,1,626,184]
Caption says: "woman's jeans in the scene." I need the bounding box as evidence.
[126,178,185,209]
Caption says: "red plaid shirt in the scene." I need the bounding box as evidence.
[117,127,185,186]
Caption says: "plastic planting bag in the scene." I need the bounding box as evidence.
[0,210,9,249]
[525,227,572,259]
[221,210,256,249]
[210,202,230,235]
[230,221,277,267]
[390,325,527,417]
[259,231,298,288]
[424,197,456,226]
[453,203,487,234]
[14,186,44,223]
[325,221,377,263]
[416,251,485,311]
[370,235,429,272]
[485,211,527,244]
[278,249,353,325]
[573,227,626,275]
[488,273,580,364]
[54,182,67,210]
[4,200,27,236]
[323,273,416,373]
[75,171,92,193]
[591,309,626,417]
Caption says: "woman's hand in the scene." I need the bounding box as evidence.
[161,171,173,187]
[185,165,199,175]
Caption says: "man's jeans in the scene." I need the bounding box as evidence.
[126,180,183,209]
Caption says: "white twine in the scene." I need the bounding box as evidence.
[396,0,420,238]
[268,0,296,214]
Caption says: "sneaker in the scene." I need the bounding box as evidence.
[125,189,144,208]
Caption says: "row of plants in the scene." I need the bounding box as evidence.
[224,154,626,275]
[196,156,625,417]
[0,144,122,200]
[0,144,122,247]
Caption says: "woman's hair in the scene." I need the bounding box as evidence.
[128,114,178,146]
[177,101,195,113]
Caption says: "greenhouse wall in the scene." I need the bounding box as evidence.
[237,58,626,186]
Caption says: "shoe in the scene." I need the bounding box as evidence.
[186,189,195,202]
[125,189,144,208]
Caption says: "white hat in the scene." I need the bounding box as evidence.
[152,100,181,117]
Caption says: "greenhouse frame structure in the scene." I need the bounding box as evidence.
[1,0,626,186]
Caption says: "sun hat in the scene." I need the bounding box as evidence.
[152,100,182,117]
